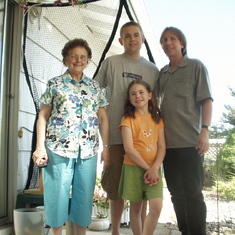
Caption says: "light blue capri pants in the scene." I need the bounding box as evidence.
[43,147,97,228]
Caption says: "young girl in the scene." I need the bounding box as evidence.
[118,80,166,235]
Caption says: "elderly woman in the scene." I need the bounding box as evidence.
[32,38,109,235]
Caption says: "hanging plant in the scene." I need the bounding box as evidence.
[18,0,87,12]
[18,0,29,11]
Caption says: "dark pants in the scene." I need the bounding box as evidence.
[163,148,207,235]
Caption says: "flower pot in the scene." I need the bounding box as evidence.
[92,205,109,218]
[88,216,110,231]
[14,208,44,235]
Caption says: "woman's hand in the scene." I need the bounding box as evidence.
[32,147,48,167]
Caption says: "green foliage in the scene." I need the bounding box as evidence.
[211,88,235,139]
[93,177,130,216]
[124,200,130,210]
[96,212,108,219]
[208,88,235,189]
[213,128,235,180]
[210,124,230,139]
[222,87,235,127]
[213,177,235,200]
[204,156,216,187]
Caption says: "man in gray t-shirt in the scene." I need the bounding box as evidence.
[95,21,159,235]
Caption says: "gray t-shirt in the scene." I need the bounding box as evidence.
[95,54,159,145]
[157,55,213,148]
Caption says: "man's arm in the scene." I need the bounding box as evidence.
[196,98,213,155]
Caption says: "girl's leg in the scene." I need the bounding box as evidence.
[130,201,143,235]
[141,200,147,230]
[142,198,162,235]
[75,223,87,235]
[51,226,63,235]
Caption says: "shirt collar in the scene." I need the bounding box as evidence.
[62,70,90,85]
[163,55,189,73]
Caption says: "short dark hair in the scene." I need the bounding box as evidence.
[120,21,144,37]
[61,38,92,65]
[160,26,187,55]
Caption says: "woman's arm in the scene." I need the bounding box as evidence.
[122,126,150,170]
[98,107,110,168]
[32,104,52,166]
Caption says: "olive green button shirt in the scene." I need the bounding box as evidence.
[157,55,213,148]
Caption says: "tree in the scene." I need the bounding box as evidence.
[214,127,235,180]
[211,88,235,181]
[222,88,235,127]
[210,124,229,139]
[210,88,235,139]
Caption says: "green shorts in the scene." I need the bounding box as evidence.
[118,164,163,202]
[101,144,125,200]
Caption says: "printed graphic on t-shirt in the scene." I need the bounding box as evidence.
[142,130,152,137]
[122,72,142,80]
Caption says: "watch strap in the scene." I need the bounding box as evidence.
[202,125,209,129]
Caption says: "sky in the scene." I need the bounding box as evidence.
[144,0,235,126]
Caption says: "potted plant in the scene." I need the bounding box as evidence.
[88,178,110,231]
[92,178,109,217]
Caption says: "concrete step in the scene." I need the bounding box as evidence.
[86,223,181,235]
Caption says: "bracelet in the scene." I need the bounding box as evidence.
[104,145,110,148]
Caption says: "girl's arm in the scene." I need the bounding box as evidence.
[98,107,110,169]
[32,104,52,166]
[122,126,150,170]
[144,128,166,185]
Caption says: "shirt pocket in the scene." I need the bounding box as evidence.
[174,78,193,99]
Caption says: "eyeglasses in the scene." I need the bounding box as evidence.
[69,54,88,61]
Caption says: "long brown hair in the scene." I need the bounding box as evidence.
[124,80,162,124]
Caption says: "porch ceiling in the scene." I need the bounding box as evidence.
[21,0,159,60]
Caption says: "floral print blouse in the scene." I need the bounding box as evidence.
[40,70,109,159]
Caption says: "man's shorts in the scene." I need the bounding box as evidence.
[101,144,125,200]
[118,164,163,202]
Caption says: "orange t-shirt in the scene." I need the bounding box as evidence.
[119,112,164,167]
